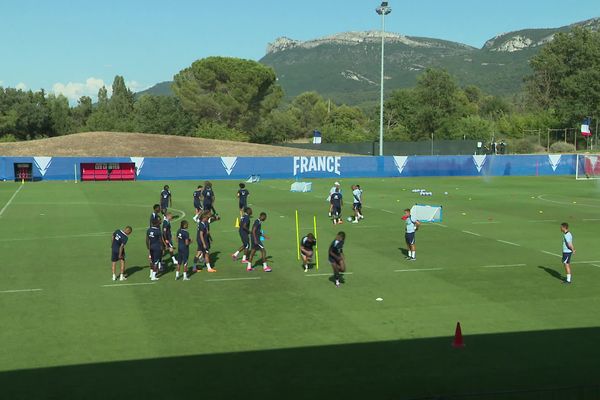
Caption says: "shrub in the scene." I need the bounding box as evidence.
[194,123,249,142]
[549,141,576,153]
[0,134,17,143]
[510,138,546,154]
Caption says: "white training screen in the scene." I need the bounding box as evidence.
[576,154,600,180]
[291,182,312,192]
[411,204,443,223]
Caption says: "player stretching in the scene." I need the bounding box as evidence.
[146,218,164,281]
[194,212,216,273]
[150,204,161,227]
[351,185,364,223]
[162,212,179,267]
[330,188,343,225]
[176,220,191,280]
[193,184,203,223]
[328,232,346,287]
[402,208,420,261]
[327,182,341,217]
[232,207,252,264]
[111,226,132,281]
[561,222,576,284]
[202,182,219,219]
[237,183,250,218]
[160,185,172,215]
[247,212,272,272]
[300,233,317,272]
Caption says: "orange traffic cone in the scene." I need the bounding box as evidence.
[452,322,465,348]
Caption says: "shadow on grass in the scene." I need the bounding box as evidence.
[399,247,409,257]
[538,265,564,282]
[124,265,143,278]
[1,327,599,400]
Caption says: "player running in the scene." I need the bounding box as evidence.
[402,208,420,261]
[330,188,343,225]
[150,204,161,227]
[162,212,179,267]
[237,183,250,218]
[176,220,191,280]
[202,182,219,219]
[351,185,364,223]
[328,231,346,287]
[160,185,172,215]
[327,182,341,217]
[194,212,216,273]
[192,185,203,223]
[146,218,164,281]
[232,207,252,264]
[111,226,132,281]
[247,212,272,272]
[300,233,317,272]
[561,222,576,284]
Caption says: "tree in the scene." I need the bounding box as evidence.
[47,94,73,135]
[288,91,329,138]
[72,96,93,130]
[172,57,282,133]
[134,95,194,135]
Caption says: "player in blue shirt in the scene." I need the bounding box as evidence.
[232,207,252,265]
[248,212,272,272]
[176,220,191,281]
[111,226,132,281]
[330,188,343,225]
[162,212,179,267]
[146,218,165,281]
[328,231,346,287]
[402,208,420,261]
[202,181,220,220]
[300,233,317,272]
[237,183,250,218]
[192,185,203,223]
[160,185,171,215]
[560,222,576,284]
[150,204,161,227]
[194,212,216,273]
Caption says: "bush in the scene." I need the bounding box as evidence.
[549,141,576,153]
[0,134,17,143]
[510,138,546,154]
[194,123,249,142]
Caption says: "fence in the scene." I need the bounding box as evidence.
[280,140,480,156]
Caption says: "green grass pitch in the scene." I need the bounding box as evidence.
[0,176,599,399]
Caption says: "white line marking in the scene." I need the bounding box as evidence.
[462,230,481,237]
[394,268,443,272]
[102,283,156,288]
[591,264,600,268]
[497,240,521,247]
[0,185,23,218]
[205,277,262,282]
[432,223,448,228]
[527,220,558,223]
[0,288,42,294]
[542,251,561,257]
[472,221,500,225]
[573,261,600,265]
[538,195,600,208]
[482,264,526,268]
[381,209,395,214]
[305,272,354,277]
[583,219,600,222]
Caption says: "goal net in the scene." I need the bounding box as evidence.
[410,204,443,223]
[576,154,600,180]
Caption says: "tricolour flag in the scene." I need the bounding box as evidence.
[313,129,322,144]
[581,117,592,137]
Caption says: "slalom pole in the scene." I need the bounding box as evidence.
[295,209,300,261]
[313,215,319,271]
[74,163,78,183]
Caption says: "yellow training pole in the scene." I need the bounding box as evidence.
[295,210,300,261]
[313,215,319,271]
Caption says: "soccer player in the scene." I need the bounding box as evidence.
[237,183,250,218]
[162,212,179,267]
[202,181,219,218]
[232,207,252,264]
[300,232,317,272]
[330,188,343,225]
[160,185,172,215]
[327,182,341,217]
[150,204,161,227]
[402,208,420,261]
[193,185,203,223]
[146,218,164,281]
[176,220,191,280]
[111,226,132,281]
[194,212,216,273]
[248,212,272,272]
[328,231,346,287]
[351,184,364,223]
[561,222,576,284]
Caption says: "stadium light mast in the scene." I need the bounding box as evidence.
[376,1,392,156]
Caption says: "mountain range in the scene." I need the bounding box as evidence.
[137,17,600,106]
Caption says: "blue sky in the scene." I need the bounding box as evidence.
[1,0,598,101]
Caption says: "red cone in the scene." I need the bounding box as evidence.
[452,322,465,348]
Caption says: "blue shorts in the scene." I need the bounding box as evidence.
[562,252,572,264]
[111,248,125,262]
[405,232,416,245]
[197,240,210,253]
[160,202,168,210]
[240,233,250,249]
[165,239,174,250]
[150,247,162,265]
[239,201,247,210]
[177,250,189,265]
[194,202,202,211]
[251,239,264,251]
[353,202,362,210]
[332,206,341,216]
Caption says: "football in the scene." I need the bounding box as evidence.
[347,217,353,222]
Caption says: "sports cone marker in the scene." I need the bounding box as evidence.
[234,218,239,228]
[452,322,465,348]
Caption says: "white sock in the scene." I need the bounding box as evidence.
[263,262,268,268]
[150,270,155,279]
[112,274,116,280]
[175,271,180,278]
[206,263,212,269]
[412,251,416,259]
[171,256,177,264]
[234,251,239,257]
[119,273,124,279]
[183,272,188,279]
[242,255,247,261]
[567,273,572,282]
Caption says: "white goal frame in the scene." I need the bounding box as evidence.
[576,154,600,180]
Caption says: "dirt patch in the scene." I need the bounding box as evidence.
[0,132,350,157]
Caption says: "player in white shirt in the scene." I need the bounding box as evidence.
[402,208,420,261]
[560,222,575,284]
[327,182,341,217]
[351,185,364,223]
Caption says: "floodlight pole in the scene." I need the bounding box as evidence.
[376,2,391,156]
